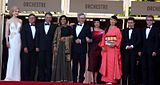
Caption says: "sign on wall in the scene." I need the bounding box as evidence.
[69,0,123,14]
[131,1,160,15]
[8,0,61,12]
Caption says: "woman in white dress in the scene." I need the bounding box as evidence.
[4,6,22,81]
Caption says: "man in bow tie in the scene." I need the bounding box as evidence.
[36,12,57,81]
[21,13,38,81]
[71,13,92,83]
[121,17,141,85]
[139,15,159,85]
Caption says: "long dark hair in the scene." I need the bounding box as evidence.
[105,15,118,33]
[59,15,68,25]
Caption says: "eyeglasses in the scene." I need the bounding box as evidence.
[14,10,20,13]
[127,22,134,23]
[79,18,85,19]
[146,19,153,21]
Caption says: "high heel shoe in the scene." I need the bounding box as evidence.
[106,82,112,84]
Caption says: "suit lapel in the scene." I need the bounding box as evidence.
[43,23,52,35]
[27,24,34,40]
[42,24,46,35]
[126,29,129,40]
[77,24,85,37]
[130,29,135,40]
[73,25,77,37]
[144,28,147,39]
[147,27,153,39]
[47,24,53,35]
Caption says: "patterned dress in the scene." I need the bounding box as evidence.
[99,26,122,83]
[52,25,73,82]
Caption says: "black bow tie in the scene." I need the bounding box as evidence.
[128,28,133,30]
[146,26,152,29]
[147,27,151,29]
[45,23,50,25]
[30,23,35,26]
[77,24,82,26]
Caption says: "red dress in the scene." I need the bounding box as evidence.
[99,26,122,83]
[88,30,104,72]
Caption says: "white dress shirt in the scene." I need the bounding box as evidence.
[126,28,134,49]
[76,23,84,37]
[30,23,36,39]
[146,26,152,39]
[44,22,50,34]
[129,28,133,40]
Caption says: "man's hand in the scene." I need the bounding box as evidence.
[152,52,157,56]
[138,52,141,56]
[36,48,40,52]
[126,45,134,50]
[75,38,81,44]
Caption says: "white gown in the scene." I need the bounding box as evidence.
[5,21,21,81]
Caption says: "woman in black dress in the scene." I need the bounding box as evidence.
[52,15,73,82]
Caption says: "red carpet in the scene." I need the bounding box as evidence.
[0,81,122,85]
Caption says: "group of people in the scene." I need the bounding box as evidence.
[121,16,159,85]
[4,6,92,83]
[3,6,160,85]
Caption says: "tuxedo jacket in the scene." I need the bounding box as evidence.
[35,22,57,51]
[21,23,38,51]
[121,28,141,52]
[141,26,159,53]
[71,23,92,54]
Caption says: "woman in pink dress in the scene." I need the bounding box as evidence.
[99,16,122,84]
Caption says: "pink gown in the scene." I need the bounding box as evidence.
[99,26,122,83]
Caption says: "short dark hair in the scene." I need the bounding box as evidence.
[93,18,100,22]
[59,15,68,25]
[146,15,154,20]
[28,13,36,17]
[127,17,135,22]
[45,12,52,17]
[93,18,100,25]
[111,15,118,21]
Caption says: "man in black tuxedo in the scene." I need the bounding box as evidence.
[21,14,38,81]
[139,15,159,85]
[36,12,57,81]
[71,13,92,83]
[121,17,141,85]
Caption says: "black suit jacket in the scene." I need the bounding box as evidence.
[21,23,38,51]
[121,28,141,52]
[36,22,57,51]
[141,27,159,53]
[71,23,92,54]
